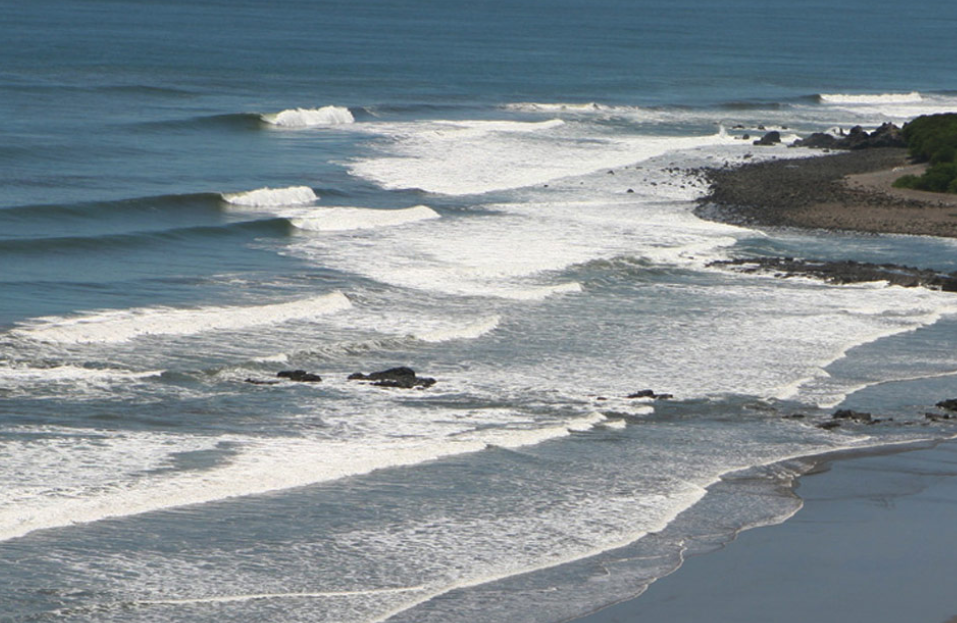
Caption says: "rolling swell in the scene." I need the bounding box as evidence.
[132,113,265,133]
[1,192,224,218]
[0,219,291,256]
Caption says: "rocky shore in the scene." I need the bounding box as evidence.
[709,257,957,292]
[695,147,957,238]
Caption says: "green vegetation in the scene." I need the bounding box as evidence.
[893,113,957,193]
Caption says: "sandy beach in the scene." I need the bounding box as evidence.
[572,440,957,623]
[697,148,957,238]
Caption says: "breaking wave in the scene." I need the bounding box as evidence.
[260,106,356,128]
[221,186,318,208]
[819,92,924,104]
[11,292,352,345]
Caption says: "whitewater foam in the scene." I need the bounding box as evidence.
[0,411,610,542]
[12,292,352,345]
[221,186,318,207]
[260,106,355,128]
[350,121,736,195]
[412,315,500,343]
[290,205,440,232]
[504,102,607,113]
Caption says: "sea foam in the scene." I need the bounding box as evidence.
[260,106,355,128]
[290,205,440,232]
[12,292,351,345]
[0,411,610,542]
[350,120,735,196]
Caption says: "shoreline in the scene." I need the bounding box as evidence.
[571,438,957,623]
[696,147,957,239]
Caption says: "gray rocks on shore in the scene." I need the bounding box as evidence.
[791,123,906,150]
[696,148,913,224]
[708,257,957,292]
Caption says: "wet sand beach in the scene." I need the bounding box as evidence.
[573,440,957,623]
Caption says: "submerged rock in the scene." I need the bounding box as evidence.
[277,369,323,382]
[936,399,957,411]
[833,409,874,423]
[626,389,673,400]
[348,366,436,389]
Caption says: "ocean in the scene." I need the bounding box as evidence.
[2,1,957,621]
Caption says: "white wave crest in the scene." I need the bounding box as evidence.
[12,292,352,345]
[820,92,923,104]
[504,102,606,113]
[260,106,355,128]
[413,315,500,343]
[221,185,318,207]
[290,205,440,232]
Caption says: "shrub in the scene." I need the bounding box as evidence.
[895,113,957,194]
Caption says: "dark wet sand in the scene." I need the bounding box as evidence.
[572,440,957,623]
[697,148,957,238]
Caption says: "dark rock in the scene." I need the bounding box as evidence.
[936,399,957,411]
[782,413,807,419]
[865,122,906,148]
[817,421,842,430]
[792,123,905,151]
[626,389,672,400]
[278,370,323,383]
[245,378,280,385]
[833,409,873,423]
[791,132,839,149]
[926,412,953,422]
[348,367,436,389]
[708,257,957,292]
[753,131,781,146]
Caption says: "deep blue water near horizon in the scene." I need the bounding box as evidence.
[2,1,957,622]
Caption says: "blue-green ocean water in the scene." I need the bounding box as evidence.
[2,1,957,621]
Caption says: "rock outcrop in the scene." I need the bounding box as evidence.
[709,257,957,292]
[348,366,436,389]
[277,369,323,382]
[792,123,906,150]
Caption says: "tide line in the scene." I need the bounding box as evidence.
[135,585,427,606]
